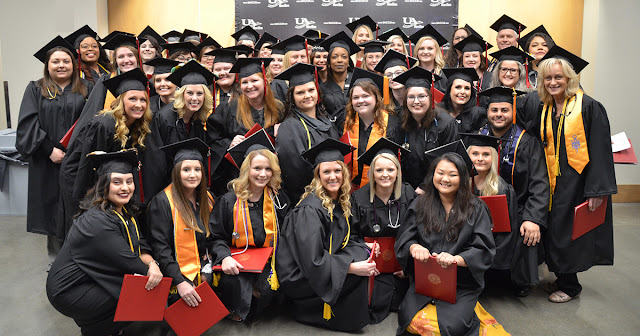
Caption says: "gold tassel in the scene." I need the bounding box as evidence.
[383,76,390,105]
[212,273,221,287]
[268,271,279,291]
[512,88,517,125]
[323,303,333,320]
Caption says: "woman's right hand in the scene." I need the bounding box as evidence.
[221,256,244,275]
[410,244,430,262]
[177,281,202,307]
[229,135,246,149]
[348,260,379,277]
[49,147,65,164]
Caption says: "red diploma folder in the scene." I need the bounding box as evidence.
[364,237,401,273]
[164,282,229,336]
[433,88,445,104]
[113,274,172,322]
[366,241,377,305]
[613,140,637,164]
[479,195,511,232]
[224,124,276,168]
[339,132,353,165]
[59,120,78,149]
[414,256,457,304]
[572,197,608,241]
[212,247,273,273]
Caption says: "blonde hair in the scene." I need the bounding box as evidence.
[413,36,445,74]
[467,146,500,196]
[228,149,282,201]
[99,92,152,149]
[172,84,213,123]
[351,25,374,64]
[169,161,211,236]
[367,152,403,203]
[236,78,283,130]
[386,35,408,55]
[283,50,308,70]
[536,58,581,106]
[300,161,352,218]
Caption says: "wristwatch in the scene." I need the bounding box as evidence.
[148,260,159,267]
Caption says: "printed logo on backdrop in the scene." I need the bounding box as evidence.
[402,17,424,29]
[321,0,343,6]
[430,0,452,6]
[295,18,318,29]
[268,0,290,7]
[376,0,398,6]
[241,19,264,30]
[242,1,261,4]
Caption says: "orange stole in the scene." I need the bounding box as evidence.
[232,188,278,249]
[344,111,389,187]
[164,184,214,282]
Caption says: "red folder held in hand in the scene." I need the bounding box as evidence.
[164,282,229,336]
[212,247,273,273]
[114,274,172,321]
[365,237,401,273]
[59,120,78,149]
[479,195,511,232]
[572,197,608,241]
[613,140,637,164]
[414,256,457,304]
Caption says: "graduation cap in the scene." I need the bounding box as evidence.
[198,37,222,52]
[225,129,276,169]
[65,25,99,49]
[425,140,474,176]
[102,34,139,50]
[539,45,589,74]
[302,29,330,41]
[378,27,409,43]
[463,24,483,39]
[144,58,180,75]
[490,46,534,64]
[138,26,165,45]
[255,32,278,51]
[100,31,134,43]
[103,68,148,97]
[478,86,526,124]
[225,45,255,55]
[232,26,260,43]
[301,138,354,167]
[275,62,321,87]
[393,66,441,89]
[269,35,308,54]
[357,137,410,167]
[159,138,212,185]
[359,40,391,54]
[490,14,526,35]
[320,31,360,56]
[181,29,207,43]
[349,67,386,94]
[346,15,379,37]
[230,57,272,79]
[460,133,502,152]
[163,30,182,44]
[454,34,493,53]
[162,42,198,57]
[88,149,139,177]
[518,25,553,49]
[408,24,448,47]
[441,67,479,84]
[167,59,217,87]
[34,36,77,63]
[206,48,240,65]
[373,49,417,73]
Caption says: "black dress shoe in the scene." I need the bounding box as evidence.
[516,286,531,297]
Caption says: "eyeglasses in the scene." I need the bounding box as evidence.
[201,55,215,60]
[80,44,99,50]
[407,95,429,102]
[384,70,404,78]
[500,68,519,75]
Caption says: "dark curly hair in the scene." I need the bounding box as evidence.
[76,173,138,218]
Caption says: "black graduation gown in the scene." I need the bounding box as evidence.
[149,94,168,115]
[517,91,543,134]
[46,206,148,335]
[270,78,289,102]
[275,108,340,204]
[447,105,487,134]
[394,198,495,336]
[15,81,86,235]
[67,74,109,148]
[351,183,416,324]
[391,111,459,189]
[319,72,351,124]
[434,70,447,95]
[543,94,616,273]
[275,194,371,331]
[209,190,290,319]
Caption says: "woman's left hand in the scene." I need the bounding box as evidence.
[433,252,457,269]
[145,262,163,290]
[588,196,606,212]
[520,221,540,246]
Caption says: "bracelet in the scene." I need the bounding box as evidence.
[148,260,159,267]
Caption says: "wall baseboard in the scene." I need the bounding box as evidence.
[612,185,640,203]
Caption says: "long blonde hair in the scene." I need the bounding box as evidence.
[536,58,581,106]
[99,92,152,149]
[467,146,500,196]
[367,152,403,203]
[228,149,282,201]
[385,35,408,55]
[170,161,211,236]
[351,25,374,64]
[172,84,213,123]
[236,78,283,130]
[413,36,445,74]
[300,161,352,218]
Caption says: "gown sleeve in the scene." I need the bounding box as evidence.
[67,76,107,147]
[394,201,421,276]
[208,194,235,265]
[15,82,55,158]
[519,135,550,228]
[583,97,617,197]
[71,118,115,200]
[456,200,496,288]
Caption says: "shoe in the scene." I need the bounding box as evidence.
[515,286,531,297]
[548,290,579,303]
[541,281,558,294]
[227,312,243,322]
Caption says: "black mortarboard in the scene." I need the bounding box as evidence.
[144,58,180,75]
[392,66,441,89]
[463,24,482,39]
[408,24,448,47]
[230,58,272,79]
[359,40,391,54]
[160,138,210,167]
[103,69,148,97]
[65,25,99,49]
[226,129,276,169]
[102,34,138,50]
[539,45,589,74]
[490,46,534,64]
[441,67,479,84]
[162,30,182,43]
[100,31,133,43]
[206,48,240,64]
[349,67,385,93]
[301,138,354,167]
[425,140,474,175]
[266,43,285,55]
[88,149,138,177]
[460,133,502,152]
[269,35,307,54]
[162,42,198,57]
[225,45,255,55]
[181,29,207,43]
[378,27,409,43]
[320,31,360,55]
[138,26,165,45]
[302,29,330,41]
[357,138,409,166]
[346,15,378,34]
[490,15,526,34]
[167,60,217,87]
[232,26,260,43]
[255,32,278,51]
[478,86,526,104]
[518,25,553,49]
[454,34,492,53]
[34,36,77,63]
[274,62,321,87]
[198,37,222,52]
[373,49,417,73]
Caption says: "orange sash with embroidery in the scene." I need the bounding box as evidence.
[344,111,389,187]
[164,184,214,282]
[232,188,278,249]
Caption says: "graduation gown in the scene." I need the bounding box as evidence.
[391,111,459,189]
[275,108,340,203]
[209,190,290,319]
[319,72,351,124]
[270,78,289,102]
[275,194,371,331]
[543,94,616,273]
[67,74,109,148]
[351,183,416,324]
[46,206,149,335]
[447,105,487,134]
[15,81,86,235]
[149,94,169,115]
[395,198,495,336]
